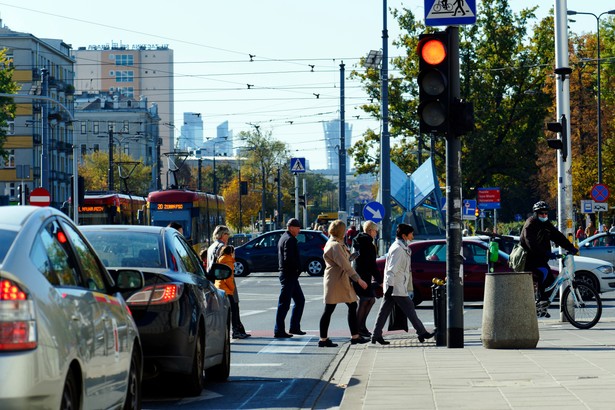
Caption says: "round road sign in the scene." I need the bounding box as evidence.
[590,183,609,203]
[29,187,51,207]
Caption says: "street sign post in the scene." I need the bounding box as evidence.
[425,0,477,27]
[363,201,385,223]
[29,187,51,207]
[477,187,501,209]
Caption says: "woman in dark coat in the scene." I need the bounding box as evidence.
[352,220,382,338]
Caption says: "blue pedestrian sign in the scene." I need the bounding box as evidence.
[290,157,306,173]
[363,201,385,223]
[425,0,477,27]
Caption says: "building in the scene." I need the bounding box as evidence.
[0,21,75,208]
[178,112,203,151]
[73,43,173,187]
[323,119,352,171]
[73,92,160,193]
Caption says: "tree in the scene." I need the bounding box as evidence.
[0,49,20,158]
[78,151,153,196]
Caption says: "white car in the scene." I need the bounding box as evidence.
[469,235,615,294]
[0,206,144,409]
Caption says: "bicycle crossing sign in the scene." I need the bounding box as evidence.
[290,157,306,173]
[425,0,477,27]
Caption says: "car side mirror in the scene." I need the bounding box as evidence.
[207,263,232,281]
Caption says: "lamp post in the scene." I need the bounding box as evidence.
[211,137,228,196]
[568,9,615,226]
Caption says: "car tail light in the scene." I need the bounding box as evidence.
[126,283,183,305]
[0,278,37,351]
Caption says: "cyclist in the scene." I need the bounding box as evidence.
[520,201,578,308]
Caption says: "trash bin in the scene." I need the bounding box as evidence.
[481,272,539,349]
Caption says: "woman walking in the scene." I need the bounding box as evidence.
[371,223,434,345]
[352,220,382,338]
[318,220,369,347]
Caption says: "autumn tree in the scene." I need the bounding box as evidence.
[78,150,153,196]
[0,49,19,158]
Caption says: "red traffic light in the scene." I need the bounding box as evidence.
[419,38,447,65]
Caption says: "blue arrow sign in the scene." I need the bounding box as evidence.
[363,201,385,223]
[425,0,477,27]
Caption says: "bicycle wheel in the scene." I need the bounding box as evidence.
[562,282,602,329]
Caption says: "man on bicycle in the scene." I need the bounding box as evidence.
[520,201,578,308]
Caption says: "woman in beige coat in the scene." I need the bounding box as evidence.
[318,220,369,347]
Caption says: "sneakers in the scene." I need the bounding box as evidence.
[536,301,550,309]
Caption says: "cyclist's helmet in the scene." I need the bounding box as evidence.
[532,201,550,213]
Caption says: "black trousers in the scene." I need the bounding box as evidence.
[319,301,359,339]
[372,295,427,338]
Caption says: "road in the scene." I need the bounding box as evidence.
[142,272,615,409]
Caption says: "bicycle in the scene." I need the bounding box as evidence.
[536,252,602,329]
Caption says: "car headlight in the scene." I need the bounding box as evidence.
[596,265,615,275]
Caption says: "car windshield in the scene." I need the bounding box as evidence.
[0,229,17,262]
[83,230,164,268]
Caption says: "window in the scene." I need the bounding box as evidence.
[93,121,99,134]
[31,220,79,287]
[81,121,87,134]
[80,144,87,157]
[115,70,134,83]
[5,121,14,135]
[60,221,107,292]
[3,150,15,169]
[115,54,134,66]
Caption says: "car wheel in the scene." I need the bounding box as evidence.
[124,347,143,410]
[184,330,205,396]
[575,271,599,294]
[306,258,325,276]
[207,315,231,382]
[234,259,250,277]
[60,369,79,410]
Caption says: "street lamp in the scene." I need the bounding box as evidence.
[568,9,615,225]
[210,137,228,196]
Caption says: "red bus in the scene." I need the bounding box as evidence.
[78,192,147,225]
[147,189,225,250]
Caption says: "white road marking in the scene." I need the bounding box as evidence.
[258,336,314,354]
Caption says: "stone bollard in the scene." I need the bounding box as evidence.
[481,272,539,349]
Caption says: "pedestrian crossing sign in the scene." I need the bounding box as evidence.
[290,157,306,173]
[425,0,476,27]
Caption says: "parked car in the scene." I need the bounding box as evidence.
[578,232,615,265]
[233,229,327,276]
[376,238,523,305]
[470,234,615,294]
[80,225,232,396]
[0,206,144,409]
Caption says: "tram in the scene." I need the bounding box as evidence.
[78,192,146,225]
[147,189,225,250]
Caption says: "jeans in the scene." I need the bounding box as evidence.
[275,276,305,333]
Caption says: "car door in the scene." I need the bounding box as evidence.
[59,219,132,406]
[411,243,447,297]
[251,232,281,272]
[581,234,615,265]
[461,242,491,301]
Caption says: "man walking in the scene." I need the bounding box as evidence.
[274,218,306,338]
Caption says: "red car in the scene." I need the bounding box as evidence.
[376,238,554,305]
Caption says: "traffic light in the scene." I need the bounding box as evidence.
[298,195,306,207]
[71,176,85,206]
[417,31,450,134]
[17,184,22,205]
[475,207,480,218]
[240,181,248,195]
[546,114,568,161]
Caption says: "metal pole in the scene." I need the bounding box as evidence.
[239,158,243,233]
[555,0,574,321]
[339,62,347,215]
[303,178,308,230]
[446,26,464,348]
[294,173,300,220]
[213,146,217,195]
[261,163,266,233]
[41,68,49,190]
[277,167,282,230]
[108,130,114,192]
[380,0,391,248]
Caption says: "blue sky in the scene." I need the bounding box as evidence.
[0,1,608,169]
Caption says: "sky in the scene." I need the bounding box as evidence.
[0,0,608,169]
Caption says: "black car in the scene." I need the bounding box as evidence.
[234,229,327,276]
[81,225,232,397]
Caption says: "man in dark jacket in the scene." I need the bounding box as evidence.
[520,201,578,306]
[274,218,306,338]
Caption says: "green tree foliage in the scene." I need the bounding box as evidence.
[0,49,20,158]
[78,150,153,196]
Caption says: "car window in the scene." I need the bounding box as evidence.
[31,220,80,287]
[174,235,203,276]
[60,221,108,292]
[254,233,280,248]
[296,233,308,244]
[83,230,162,268]
[0,229,17,263]
[423,244,446,262]
[464,243,487,265]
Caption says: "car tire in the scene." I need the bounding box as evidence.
[60,369,79,410]
[207,314,231,382]
[124,346,143,410]
[234,259,250,277]
[575,271,599,293]
[306,258,325,276]
[184,329,205,396]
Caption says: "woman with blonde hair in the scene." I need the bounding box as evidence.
[318,219,369,347]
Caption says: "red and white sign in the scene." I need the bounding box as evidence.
[29,187,51,207]
[477,188,500,203]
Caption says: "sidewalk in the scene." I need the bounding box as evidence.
[330,318,615,410]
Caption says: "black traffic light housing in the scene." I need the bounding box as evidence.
[71,176,85,206]
[417,31,450,134]
[546,114,568,161]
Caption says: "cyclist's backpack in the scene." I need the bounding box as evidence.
[508,243,528,272]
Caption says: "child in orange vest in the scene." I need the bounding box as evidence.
[216,245,250,339]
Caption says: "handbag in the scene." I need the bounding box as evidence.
[387,302,409,332]
[508,243,528,272]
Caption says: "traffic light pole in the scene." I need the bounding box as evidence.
[445,26,464,348]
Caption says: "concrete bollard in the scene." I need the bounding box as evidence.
[481,272,539,349]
